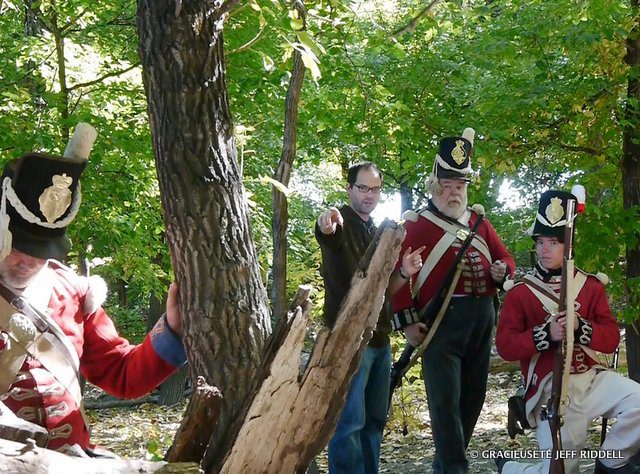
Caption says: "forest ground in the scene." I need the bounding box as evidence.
[88,357,608,473]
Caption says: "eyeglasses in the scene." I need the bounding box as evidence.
[352,183,382,195]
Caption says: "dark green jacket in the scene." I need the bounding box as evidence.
[315,205,392,348]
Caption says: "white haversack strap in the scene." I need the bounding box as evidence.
[0,292,82,407]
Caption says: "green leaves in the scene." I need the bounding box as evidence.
[289,8,304,31]
[296,43,322,81]
[1,0,638,330]
[296,30,326,58]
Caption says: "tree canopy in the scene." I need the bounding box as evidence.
[0,0,638,350]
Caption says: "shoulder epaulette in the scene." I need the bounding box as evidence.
[48,259,108,314]
[503,278,525,292]
[401,209,419,223]
[576,268,609,286]
[470,203,486,216]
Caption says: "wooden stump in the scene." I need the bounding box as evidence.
[0,401,48,447]
[219,221,405,473]
[165,376,222,463]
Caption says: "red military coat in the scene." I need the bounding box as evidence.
[393,206,514,320]
[496,266,619,413]
[0,261,185,453]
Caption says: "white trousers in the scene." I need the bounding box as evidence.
[503,370,640,474]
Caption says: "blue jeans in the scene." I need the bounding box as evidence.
[328,344,391,474]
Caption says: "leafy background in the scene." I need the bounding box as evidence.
[1,0,637,465]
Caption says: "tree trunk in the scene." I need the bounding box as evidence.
[116,278,127,308]
[622,0,640,383]
[400,181,413,213]
[24,0,46,119]
[24,0,42,36]
[159,366,189,406]
[50,13,70,141]
[136,1,272,470]
[271,1,307,322]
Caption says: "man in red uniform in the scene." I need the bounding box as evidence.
[495,189,640,473]
[0,134,186,456]
[392,128,514,474]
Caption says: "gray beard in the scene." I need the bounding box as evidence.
[435,198,467,220]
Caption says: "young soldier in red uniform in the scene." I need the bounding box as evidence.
[391,128,514,474]
[0,126,186,456]
[495,190,640,473]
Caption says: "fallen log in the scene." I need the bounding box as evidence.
[0,401,48,447]
[0,438,200,474]
[84,393,159,410]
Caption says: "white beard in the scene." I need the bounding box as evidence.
[435,196,468,220]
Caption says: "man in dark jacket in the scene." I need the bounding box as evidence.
[316,161,421,474]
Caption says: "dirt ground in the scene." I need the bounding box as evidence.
[88,366,606,473]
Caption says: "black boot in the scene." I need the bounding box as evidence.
[506,394,530,439]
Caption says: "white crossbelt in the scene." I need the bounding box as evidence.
[0,266,84,422]
[412,208,492,298]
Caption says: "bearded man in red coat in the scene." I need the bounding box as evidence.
[391,128,515,474]
[0,125,186,457]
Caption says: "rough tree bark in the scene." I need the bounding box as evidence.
[271,0,307,322]
[136,1,272,470]
[622,0,640,383]
[221,222,405,473]
[165,377,223,464]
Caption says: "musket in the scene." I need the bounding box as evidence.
[547,198,577,474]
[388,212,485,411]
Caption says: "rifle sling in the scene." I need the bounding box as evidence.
[404,265,464,374]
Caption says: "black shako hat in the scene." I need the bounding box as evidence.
[432,127,475,181]
[0,123,96,261]
[531,190,578,242]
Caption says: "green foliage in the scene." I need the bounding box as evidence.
[146,434,174,462]
[386,333,429,432]
[0,1,169,333]
[106,305,149,344]
[1,0,639,327]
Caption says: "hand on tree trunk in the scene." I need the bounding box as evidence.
[166,282,182,336]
